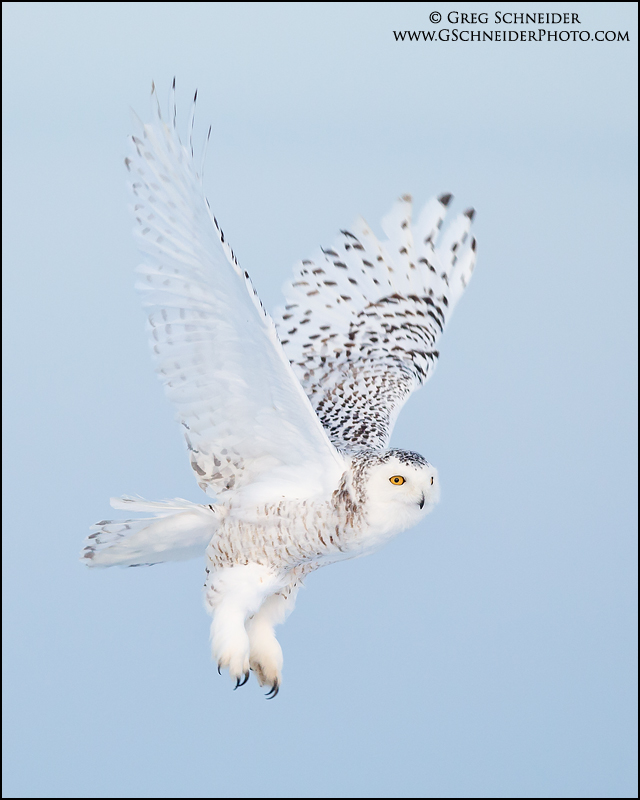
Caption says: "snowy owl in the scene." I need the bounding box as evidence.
[82,83,477,698]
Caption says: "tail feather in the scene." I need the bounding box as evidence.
[82,496,219,568]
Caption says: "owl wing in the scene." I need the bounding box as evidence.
[127,84,345,500]
[274,194,476,451]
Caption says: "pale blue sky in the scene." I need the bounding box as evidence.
[3,2,637,797]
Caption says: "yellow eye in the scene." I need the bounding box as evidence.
[431,477,434,485]
[389,475,405,485]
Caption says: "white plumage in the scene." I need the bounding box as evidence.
[83,83,477,697]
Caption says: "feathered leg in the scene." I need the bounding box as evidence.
[246,570,307,697]
[206,564,284,688]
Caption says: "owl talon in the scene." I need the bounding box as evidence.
[265,680,279,699]
[234,671,250,689]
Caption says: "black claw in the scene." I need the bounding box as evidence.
[464,207,476,221]
[217,664,222,676]
[265,681,280,699]
[233,671,250,690]
[438,192,453,207]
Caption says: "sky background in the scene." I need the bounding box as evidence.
[2,2,637,798]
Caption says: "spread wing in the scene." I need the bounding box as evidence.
[274,194,476,451]
[127,84,345,500]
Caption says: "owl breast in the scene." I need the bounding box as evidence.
[206,497,364,573]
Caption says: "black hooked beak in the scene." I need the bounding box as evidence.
[418,492,425,510]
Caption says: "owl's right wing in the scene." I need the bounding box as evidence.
[127,84,345,501]
[274,195,477,451]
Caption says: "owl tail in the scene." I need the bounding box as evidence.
[81,496,220,568]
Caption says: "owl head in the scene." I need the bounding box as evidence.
[350,449,440,537]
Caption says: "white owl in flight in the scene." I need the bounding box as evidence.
[82,83,477,698]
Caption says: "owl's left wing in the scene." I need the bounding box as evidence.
[127,84,345,501]
[274,195,476,451]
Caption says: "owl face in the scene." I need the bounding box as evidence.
[358,452,440,536]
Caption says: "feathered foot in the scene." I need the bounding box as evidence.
[211,612,252,687]
[247,614,284,698]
